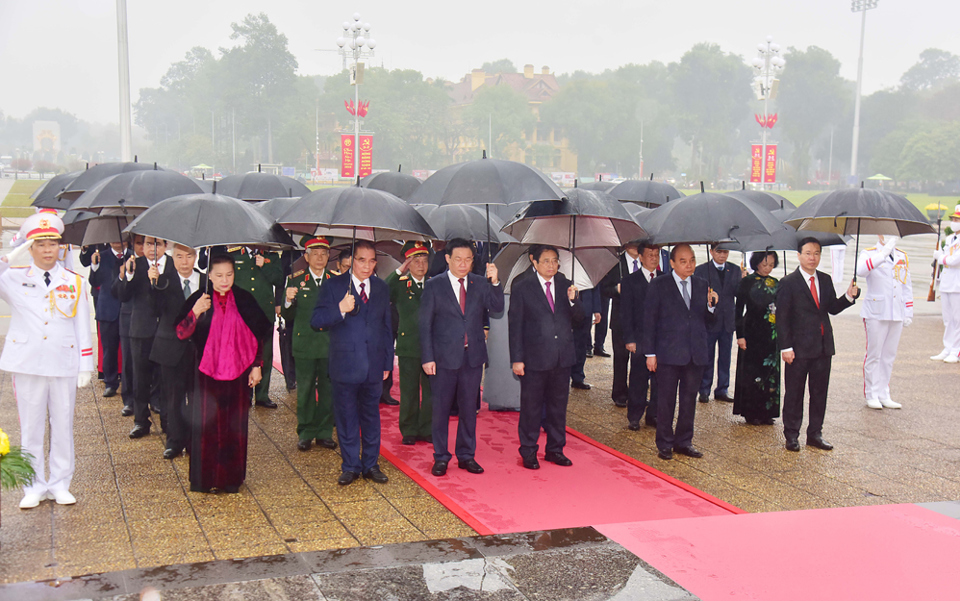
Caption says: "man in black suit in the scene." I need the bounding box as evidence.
[601,240,644,408]
[151,244,199,459]
[694,246,742,403]
[644,244,718,460]
[88,242,125,398]
[117,236,142,416]
[777,237,858,452]
[620,242,662,431]
[509,245,584,469]
[420,238,503,477]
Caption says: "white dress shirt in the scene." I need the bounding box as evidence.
[351,272,371,300]
[179,270,200,297]
[641,266,656,283]
[447,270,468,305]
[124,253,168,280]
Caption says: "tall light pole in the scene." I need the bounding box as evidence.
[336,13,376,178]
[751,37,785,190]
[849,0,879,185]
[116,0,133,161]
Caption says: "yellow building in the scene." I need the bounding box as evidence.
[446,64,578,173]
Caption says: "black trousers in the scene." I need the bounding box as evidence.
[571,319,591,384]
[782,355,831,440]
[130,336,155,429]
[431,364,482,462]
[626,351,657,424]
[120,331,135,408]
[611,325,630,403]
[99,319,121,390]
[519,365,570,458]
[594,295,610,351]
[161,347,195,453]
[655,362,704,452]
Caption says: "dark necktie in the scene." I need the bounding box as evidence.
[359,282,368,304]
[681,279,690,310]
[633,258,639,273]
[459,278,467,345]
[183,279,191,299]
[316,278,322,288]
[44,271,51,286]
[545,281,555,313]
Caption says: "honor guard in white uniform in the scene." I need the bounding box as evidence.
[0,213,93,509]
[856,236,913,409]
[932,206,960,363]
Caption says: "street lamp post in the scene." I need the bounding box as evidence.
[336,14,376,179]
[849,0,879,185]
[751,37,785,190]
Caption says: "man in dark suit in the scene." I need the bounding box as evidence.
[644,244,718,460]
[420,238,503,477]
[777,237,858,452]
[509,245,584,469]
[570,286,600,390]
[118,236,142,416]
[620,242,662,431]
[88,242,125,398]
[150,244,199,459]
[312,241,394,485]
[694,245,742,403]
[601,240,644,408]
[114,237,168,439]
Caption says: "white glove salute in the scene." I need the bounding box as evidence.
[77,371,92,389]
[4,239,33,266]
[879,236,898,258]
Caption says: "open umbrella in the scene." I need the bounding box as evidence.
[608,174,684,208]
[360,165,422,201]
[256,196,301,222]
[60,210,135,247]
[725,187,796,212]
[70,169,203,214]
[59,160,163,202]
[215,166,310,201]
[642,190,787,246]
[494,244,618,292]
[30,170,84,210]
[414,204,514,243]
[576,180,617,192]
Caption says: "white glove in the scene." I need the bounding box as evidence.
[77,371,92,389]
[5,239,33,266]
[880,237,898,258]
[903,318,912,328]
[934,249,944,262]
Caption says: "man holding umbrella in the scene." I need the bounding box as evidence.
[694,246,741,404]
[601,241,644,408]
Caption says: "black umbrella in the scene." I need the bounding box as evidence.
[256,196,301,221]
[608,175,684,208]
[59,161,163,202]
[30,170,84,210]
[216,166,310,201]
[414,204,514,243]
[70,169,204,214]
[494,244,618,292]
[725,188,796,212]
[622,203,653,227]
[642,191,787,246]
[60,210,135,247]
[576,180,617,192]
[717,228,847,253]
[360,165,422,201]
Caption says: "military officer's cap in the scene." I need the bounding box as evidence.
[402,241,429,259]
[301,236,331,250]
[21,211,64,241]
[952,205,960,220]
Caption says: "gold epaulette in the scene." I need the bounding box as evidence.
[399,276,409,281]
[292,269,305,278]
[227,246,244,253]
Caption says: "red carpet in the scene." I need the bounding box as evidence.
[596,504,960,600]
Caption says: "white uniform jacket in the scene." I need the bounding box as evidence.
[936,232,960,293]
[0,262,94,376]
[856,247,913,322]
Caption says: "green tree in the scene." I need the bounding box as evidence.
[463,84,535,160]
[900,49,960,92]
[481,59,517,74]
[896,122,960,187]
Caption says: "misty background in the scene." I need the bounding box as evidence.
[1,0,959,190]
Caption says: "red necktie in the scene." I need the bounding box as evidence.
[810,275,824,335]
[359,282,368,304]
[545,281,555,313]
[459,278,467,346]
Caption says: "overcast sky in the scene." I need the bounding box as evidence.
[2,0,958,125]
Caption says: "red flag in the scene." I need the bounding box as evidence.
[755,114,766,128]
[767,113,778,128]
[344,100,355,116]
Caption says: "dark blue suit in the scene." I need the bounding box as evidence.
[312,272,394,474]
[420,271,504,462]
[643,273,714,453]
[89,248,124,390]
[694,261,741,398]
[619,267,661,425]
[571,286,599,385]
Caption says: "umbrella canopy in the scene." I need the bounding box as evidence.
[494,244,618,292]
[192,163,214,170]
[215,172,310,201]
[724,189,796,212]
[717,228,847,252]
[278,186,435,241]
[622,203,653,227]
[608,178,684,207]
[642,192,787,246]
[30,170,84,210]
[360,169,422,201]
[785,188,936,237]
[125,193,295,250]
[407,157,564,207]
[502,188,645,248]
[60,161,163,202]
[866,173,893,181]
[61,210,134,247]
[414,204,514,243]
[69,170,204,214]
[576,180,617,192]
[256,196,301,222]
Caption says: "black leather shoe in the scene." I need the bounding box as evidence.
[401,436,417,446]
[806,436,834,451]
[129,425,150,439]
[316,438,337,449]
[657,449,673,460]
[286,382,297,391]
[121,406,134,417]
[162,448,181,460]
[457,459,484,474]
[103,387,117,398]
[674,446,703,458]
[613,399,627,408]
[297,439,312,451]
[363,467,389,483]
[628,421,640,431]
[645,417,658,427]
[785,439,801,452]
[698,393,709,403]
[380,397,400,406]
[544,452,573,466]
[714,393,734,403]
[571,381,592,390]
[255,400,278,409]
[522,455,540,470]
[585,349,594,358]
[417,435,433,444]
[337,471,360,486]
[223,485,240,494]
[594,349,611,358]
[432,461,448,476]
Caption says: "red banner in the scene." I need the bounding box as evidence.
[750,145,763,183]
[764,144,777,184]
[358,135,373,178]
[341,134,355,178]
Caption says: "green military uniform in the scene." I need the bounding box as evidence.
[386,241,432,440]
[228,246,284,404]
[281,264,335,442]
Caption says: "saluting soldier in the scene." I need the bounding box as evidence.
[1,213,93,509]
[228,245,284,407]
[856,236,913,410]
[386,241,433,445]
[932,205,960,364]
[282,237,337,451]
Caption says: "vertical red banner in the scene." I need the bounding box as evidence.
[358,135,373,177]
[764,144,777,184]
[750,145,762,183]
[341,134,355,178]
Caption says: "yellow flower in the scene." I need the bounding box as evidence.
[0,428,9,457]
[767,313,776,325]
[765,278,775,287]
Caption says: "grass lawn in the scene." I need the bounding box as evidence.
[1,180,44,218]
